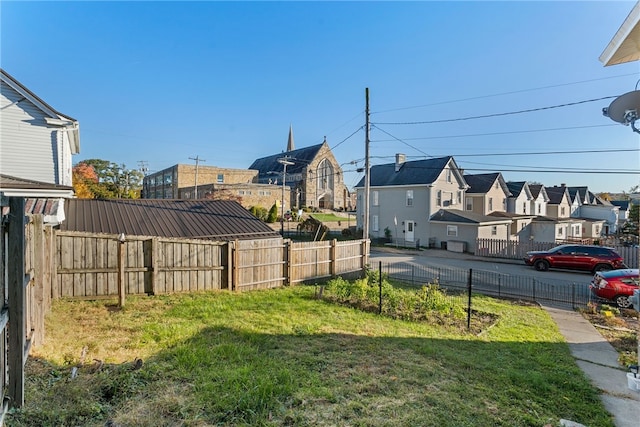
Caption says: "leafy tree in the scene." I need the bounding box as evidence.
[74,159,143,199]
[72,163,98,199]
[598,192,611,201]
[629,204,639,225]
[267,203,278,223]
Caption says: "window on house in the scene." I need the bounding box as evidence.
[436,190,441,207]
[373,191,379,206]
[372,215,379,232]
[446,169,452,183]
[488,197,493,211]
[491,226,497,236]
[537,204,541,214]
[407,190,413,206]
[447,225,458,236]
[523,202,527,213]
[561,207,566,216]
[457,191,462,205]
[466,197,472,211]
[217,174,224,183]
[557,228,564,237]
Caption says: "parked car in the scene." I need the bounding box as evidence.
[523,244,626,273]
[589,268,639,308]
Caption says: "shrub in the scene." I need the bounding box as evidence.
[267,204,278,223]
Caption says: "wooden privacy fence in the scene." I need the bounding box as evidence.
[0,197,55,415]
[475,238,639,268]
[55,231,369,298]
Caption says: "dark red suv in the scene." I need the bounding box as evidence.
[524,244,626,273]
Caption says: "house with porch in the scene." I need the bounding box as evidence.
[355,155,468,246]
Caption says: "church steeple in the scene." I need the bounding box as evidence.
[287,124,295,152]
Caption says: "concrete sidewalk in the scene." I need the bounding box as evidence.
[544,306,640,427]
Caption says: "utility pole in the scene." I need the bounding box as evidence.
[363,88,371,243]
[277,157,294,236]
[189,156,206,199]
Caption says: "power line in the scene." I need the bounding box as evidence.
[370,124,620,142]
[371,73,638,114]
[372,96,619,126]
[371,125,432,158]
[330,125,365,150]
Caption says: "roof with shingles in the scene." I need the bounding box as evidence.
[545,186,569,204]
[355,156,460,188]
[60,199,280,240]
[249,143,324,176]
[611,200,630,210]
[429,209,512,224]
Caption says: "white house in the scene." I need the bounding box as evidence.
[355,154,468,246]
[528,184,549,217]
[506,181,533,215]
[0,69,80,223]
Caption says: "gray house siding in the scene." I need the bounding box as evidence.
[362,184,432,242]
[0,76,75,186]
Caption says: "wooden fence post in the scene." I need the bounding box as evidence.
[232,240,239,291]
[285,240,292,285]
[31,215,44,347]
[8,197,26,408]
[118,234,126,307]
[330,239,337,277]
[146,238,158,295]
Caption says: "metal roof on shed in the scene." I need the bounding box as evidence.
[60,199,280,240]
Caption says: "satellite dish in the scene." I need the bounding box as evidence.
[602,90,640,133]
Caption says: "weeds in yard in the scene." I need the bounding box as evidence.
[7,286,615,427]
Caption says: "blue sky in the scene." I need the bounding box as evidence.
[2,1,639,194]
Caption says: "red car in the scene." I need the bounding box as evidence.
[589,269,639,308]
[524,244,626,273]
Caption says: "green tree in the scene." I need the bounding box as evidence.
[267,203,278,223]
[629,204,639,225]
[78,159,144,199]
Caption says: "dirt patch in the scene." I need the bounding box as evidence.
[581,305,639,367]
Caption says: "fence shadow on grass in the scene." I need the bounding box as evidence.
[13,323,614,427]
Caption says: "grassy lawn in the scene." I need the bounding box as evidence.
[310,213,352,222]
[8,286,613,427]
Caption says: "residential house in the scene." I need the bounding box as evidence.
[250,137,350,211]
[488,211,537,242]
[611,200,630,226]
[430,209,512,253]
[506,181,533,215]
[533,186,583,242]
[0,69,80,224]
[463,173,511,215]
[568,186,619,234]
[528,184,549,217]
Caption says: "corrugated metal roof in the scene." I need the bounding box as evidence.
[60,199,281,240]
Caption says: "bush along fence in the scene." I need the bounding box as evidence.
[376,260,592,311]
[321,262,475,331]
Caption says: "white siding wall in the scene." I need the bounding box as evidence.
[1,83,60,184]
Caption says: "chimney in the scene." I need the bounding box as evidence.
[395,153,406,172]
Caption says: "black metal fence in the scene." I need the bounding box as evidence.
[376,260,592,310]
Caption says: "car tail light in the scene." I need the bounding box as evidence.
[593,275,608,288]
